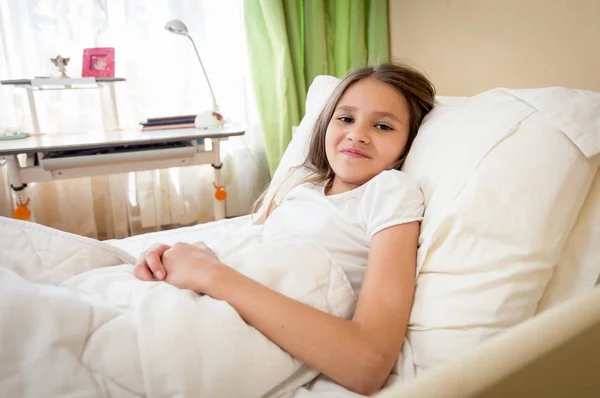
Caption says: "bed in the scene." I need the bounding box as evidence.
[1,74,599,397]
[105,210,600,398]
[3,6,600,393]
[1,79,599,398]
[98,76,598,398]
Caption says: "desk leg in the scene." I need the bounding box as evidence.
[211,139,226,221]
[26,88,41,134]
[108,84,120,129]
[6,156,32,221]
[101,84,120,131]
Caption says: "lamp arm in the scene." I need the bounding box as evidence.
[187,34,219,112]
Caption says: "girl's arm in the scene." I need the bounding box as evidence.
[205,221,418,395]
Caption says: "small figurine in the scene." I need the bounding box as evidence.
[50,55,70,78]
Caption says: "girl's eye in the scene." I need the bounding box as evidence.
[338,116,353,123]
[376,123,393,131]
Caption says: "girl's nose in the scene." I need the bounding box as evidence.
[346,123,370,144]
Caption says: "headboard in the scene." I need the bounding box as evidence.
[389,0,600,96]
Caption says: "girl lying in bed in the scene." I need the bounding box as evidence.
[134,62,435,395]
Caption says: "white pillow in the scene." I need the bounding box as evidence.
[536,90,600,310]
[402,87,599,374]
[537,168,600,311]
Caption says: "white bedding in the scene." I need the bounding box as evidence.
[108,216,374,398]
[0,216,356,398]
[106,215,255,258]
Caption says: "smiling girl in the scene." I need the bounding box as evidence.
[134,63,436,395]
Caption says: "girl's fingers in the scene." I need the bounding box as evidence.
[135,250,148,269]
[133,262,154,281]
[146,250,166,280]
[134,243,171,282]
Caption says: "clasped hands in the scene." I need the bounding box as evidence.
[133,241,223,294]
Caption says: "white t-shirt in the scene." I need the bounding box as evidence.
[262,168,424,295]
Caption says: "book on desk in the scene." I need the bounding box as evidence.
[140,115,196,131]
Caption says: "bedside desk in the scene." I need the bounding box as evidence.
[0,125,245,222]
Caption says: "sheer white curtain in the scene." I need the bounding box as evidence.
[0,0,269,239]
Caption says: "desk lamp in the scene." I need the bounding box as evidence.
[165,19,224,128]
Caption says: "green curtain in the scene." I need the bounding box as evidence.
[244,0,389,174]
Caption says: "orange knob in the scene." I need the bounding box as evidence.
[213,183,227,201]
[13,198,31,220]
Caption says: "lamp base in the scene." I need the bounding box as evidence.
[195,110,224,129]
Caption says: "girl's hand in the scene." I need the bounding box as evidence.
[133,243,171,281]
[161,241,224,293]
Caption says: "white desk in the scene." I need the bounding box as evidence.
[0,125,245,222]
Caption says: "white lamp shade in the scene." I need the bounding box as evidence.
[164,19,188,36]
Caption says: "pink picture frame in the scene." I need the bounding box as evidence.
[82,47,115,78]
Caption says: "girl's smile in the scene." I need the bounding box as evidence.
[340,148,370,159]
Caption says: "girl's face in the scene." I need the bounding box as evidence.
[325,77,411,194]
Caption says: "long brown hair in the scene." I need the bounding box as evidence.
[302,62,436,188]
[254,62,435,216]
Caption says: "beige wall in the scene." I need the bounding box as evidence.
[389,0,600,96]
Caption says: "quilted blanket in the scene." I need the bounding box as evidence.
[0,217,356,398]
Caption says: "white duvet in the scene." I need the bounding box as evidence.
[0,216,356,398]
